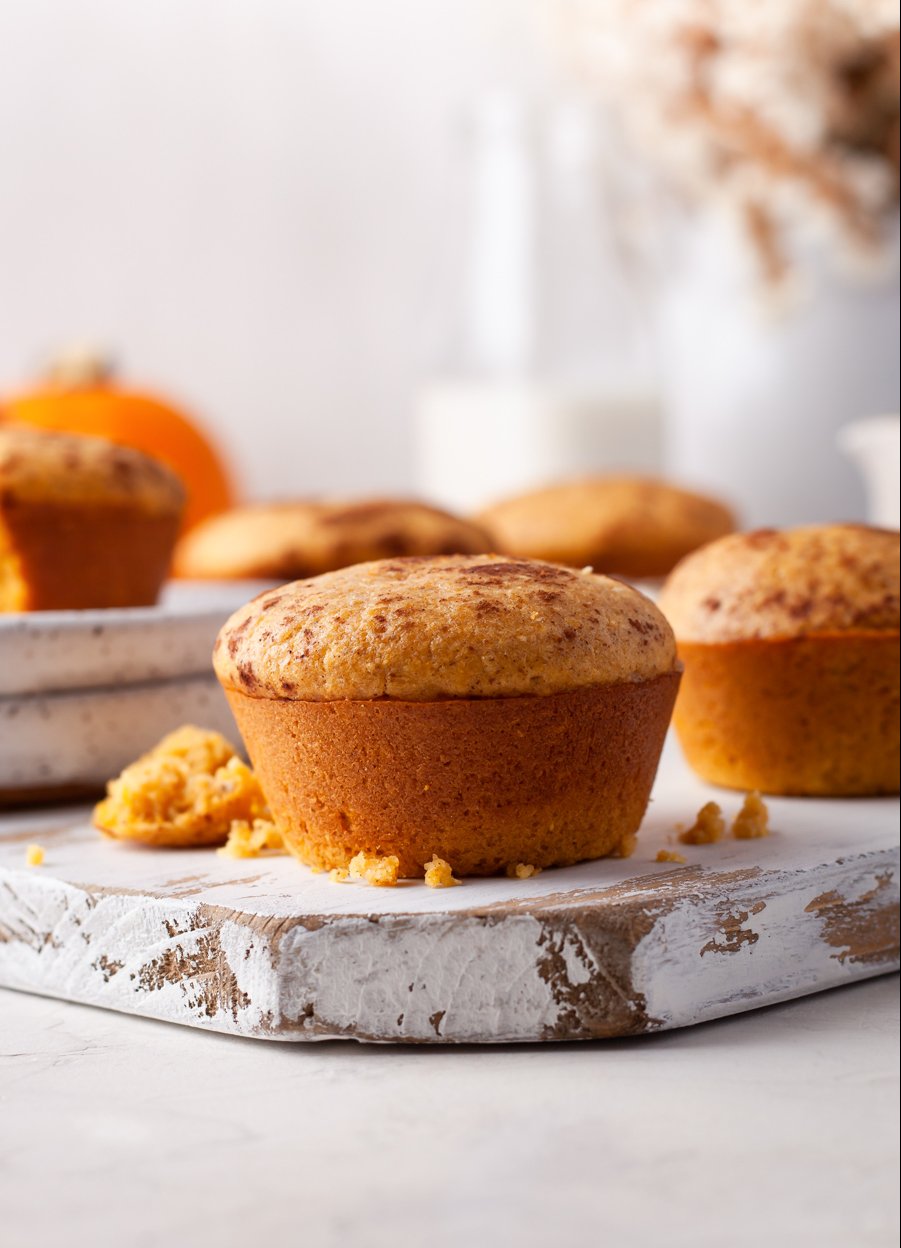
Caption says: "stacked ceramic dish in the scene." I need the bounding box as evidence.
[0,581,267,800]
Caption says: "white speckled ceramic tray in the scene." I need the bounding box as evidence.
[0,580,266,797]
[0,580,270,696]
[0,674,238,793]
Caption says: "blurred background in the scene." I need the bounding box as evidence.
[2,0,899,527]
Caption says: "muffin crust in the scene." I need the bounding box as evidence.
[476,476,735,579]
[175,498,493,580]
[0,426,184,515]
[214,554,678,701]
[660,525,900,642]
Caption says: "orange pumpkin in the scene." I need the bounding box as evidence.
[2,350,235,532]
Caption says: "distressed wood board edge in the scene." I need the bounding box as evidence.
[1,843,897,1044]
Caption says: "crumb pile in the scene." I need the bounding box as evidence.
[218,819,286,859]
[424,857,460,889]
[94,726,270,848]
[349,852,401,888]
[732,792,771,840]
[656,849,687,865]
[679,801,727,846]
[506,863,541,880]
[677,795,771,849]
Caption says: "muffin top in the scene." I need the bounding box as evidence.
[475,476,735,579]
[214,554,678,701]
[175,498,494,580]
[0,426,184,515]
[659,525,901,642]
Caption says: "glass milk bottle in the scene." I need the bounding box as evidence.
[414,93,661,515]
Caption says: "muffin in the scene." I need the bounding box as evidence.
[213,555,681,877]
[476,476,736,579]
[659,525,900,796]
[0,426,184,611]
[174,498,494,580]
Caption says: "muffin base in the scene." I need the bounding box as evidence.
[225,674,680,877]
[674,634,900,796]
[1,501,179,610]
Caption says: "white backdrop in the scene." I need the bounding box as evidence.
[0,0,552,501]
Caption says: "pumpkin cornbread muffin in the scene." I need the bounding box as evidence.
[476,476,735,579]
[0,426,184,611]
[173,498,493,581]
[213,555,681,877]
[659,525,900,796]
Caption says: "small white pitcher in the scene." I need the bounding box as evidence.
[838,416,901,530]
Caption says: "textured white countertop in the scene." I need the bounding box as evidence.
[1,977,897,1248]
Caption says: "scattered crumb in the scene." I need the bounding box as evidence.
[217,819,286,859]
[25,844,44,867]
[732,791,771,839]
[329,867,349,883]
[611,832,638,859]
[679,801,725,845]
[656,849,687,864]
[423,856,460,888]
[93,725,269,847]
[506,862,542,879]
[348,852,400,887]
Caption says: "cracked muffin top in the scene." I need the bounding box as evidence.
[659,525,901,643]
[475,476,735,578]
[174,498,494,580]
[0,426,184,515]
[214,554,678,701]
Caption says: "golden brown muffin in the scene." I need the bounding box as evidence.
[659,525,900,796]
[476,476,736,579]
[214,555,681,877]
[173,498,494,580]
[0,426,184,611]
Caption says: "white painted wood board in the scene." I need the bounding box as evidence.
[0,745,897,1044]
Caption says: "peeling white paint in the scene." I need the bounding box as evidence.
[1,761,897,1043]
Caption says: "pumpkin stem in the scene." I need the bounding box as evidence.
[43,346,117,389]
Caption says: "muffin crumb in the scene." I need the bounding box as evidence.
[94,726,269,848]
[506,862,541,879]
[218,819,285,859]
[611,832,638,859]
[732,791,771,839]
[656,848,687,864]
[329,867,349,883]
[424,856,460,888]
[25,844,45,867]
[348,852,400,887]
[679,801,726,845]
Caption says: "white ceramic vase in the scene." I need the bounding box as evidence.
[656,214,900,528]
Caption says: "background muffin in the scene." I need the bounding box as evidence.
[174,498,494,580]
[0,426,184,611]
[214,554,680,876]
[476,476,735,579]
[659,525,900,795]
